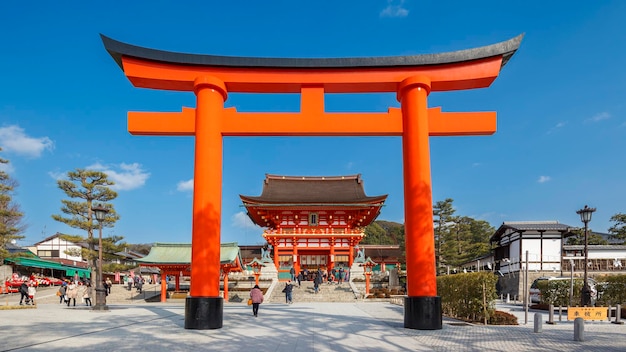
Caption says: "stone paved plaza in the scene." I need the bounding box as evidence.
[1,285,625,352]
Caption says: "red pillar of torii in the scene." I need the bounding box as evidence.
[102,34,522,330]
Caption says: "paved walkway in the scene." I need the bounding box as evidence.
[1,289,625,351]
[0,286,626,352]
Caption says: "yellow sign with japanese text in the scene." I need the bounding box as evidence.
[567,307,607,321]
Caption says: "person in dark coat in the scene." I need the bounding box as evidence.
[283,281,294,304]
[296,272,303,287]
[136,275,144,293]
[19,282,30,305]
[58,283,67,304]
[289,266,296,281]
[314,270,323,293]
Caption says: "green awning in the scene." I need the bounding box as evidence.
[65,268,91,278]
[5,257,91,278]
[4,257,65,270]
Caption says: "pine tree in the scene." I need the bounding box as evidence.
[441,216,494,268]
[0,148,26,261]
[52,169,121,279]
[565,228,609,245]
[608,213,626,244]
[433,198,455,274]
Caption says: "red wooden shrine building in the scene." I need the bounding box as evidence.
[241,174,386,278]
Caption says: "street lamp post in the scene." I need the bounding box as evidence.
[576,205,596,307]
[92,205,110,311]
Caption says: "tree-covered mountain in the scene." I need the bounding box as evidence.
[363,199,495,274]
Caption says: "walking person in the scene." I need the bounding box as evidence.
[102,279,110,296]
[338,267,345,285]
[249,284,264,317]
[58,283,67,304]
[18,282,30,305]
[290,266,296,282]
[105,278,113,294]
[282,281,294,304]
[127,276,133,291]
[27,282,36,305]
[314,270,323,294]
[66,281,78,306]
[83,283,92,306]
[297,272,303,287]
[136,275,144,293]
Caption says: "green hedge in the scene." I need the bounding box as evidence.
[537,275,626,306]
[536,279,584,306]
[437,272,497,322]
[596,274,626,306]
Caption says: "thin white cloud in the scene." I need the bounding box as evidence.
[177,179,194,192]
[47,171,65,180]
[586,112,610,123]
[547,121,566,134]
[380,0,409,18]
[0,125,54,158]
[232,211,261,229]
[537,175,551,183]
[88,162,150,191]
[345,161,355,170]
[472,162,482,167]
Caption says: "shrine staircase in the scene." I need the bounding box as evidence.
[267,280,358,303]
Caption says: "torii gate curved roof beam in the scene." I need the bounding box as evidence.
[101,34,523,93]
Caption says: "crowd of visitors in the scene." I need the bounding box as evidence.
[53,280,93,306]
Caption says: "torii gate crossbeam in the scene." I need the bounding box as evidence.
[102,34,522,330]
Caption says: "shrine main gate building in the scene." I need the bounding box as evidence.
[102,33,522,330]
[241,174,386,276]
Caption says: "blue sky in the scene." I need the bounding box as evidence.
[1,1,625,246]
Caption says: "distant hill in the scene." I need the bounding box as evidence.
[362,220,405,246]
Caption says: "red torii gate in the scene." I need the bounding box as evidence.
[102,34,522,330]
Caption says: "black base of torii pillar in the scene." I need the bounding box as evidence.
[404,296,442,330]
[184,297,223,329]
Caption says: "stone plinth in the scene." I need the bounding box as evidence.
[350,263,365,281]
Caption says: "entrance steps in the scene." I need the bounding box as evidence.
[268,281,357,303]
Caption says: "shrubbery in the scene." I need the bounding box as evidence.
[537,274,626,306]
[437,272,498,323]
[488,310,518,325]
[536,279,583,306]
[595,274,626,306]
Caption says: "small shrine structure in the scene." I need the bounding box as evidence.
[136,242,243,302]
[241,174,386,278]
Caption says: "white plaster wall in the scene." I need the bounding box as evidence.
[37,237,83,262]
[542,239,562,262]
[588,249,626,259]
